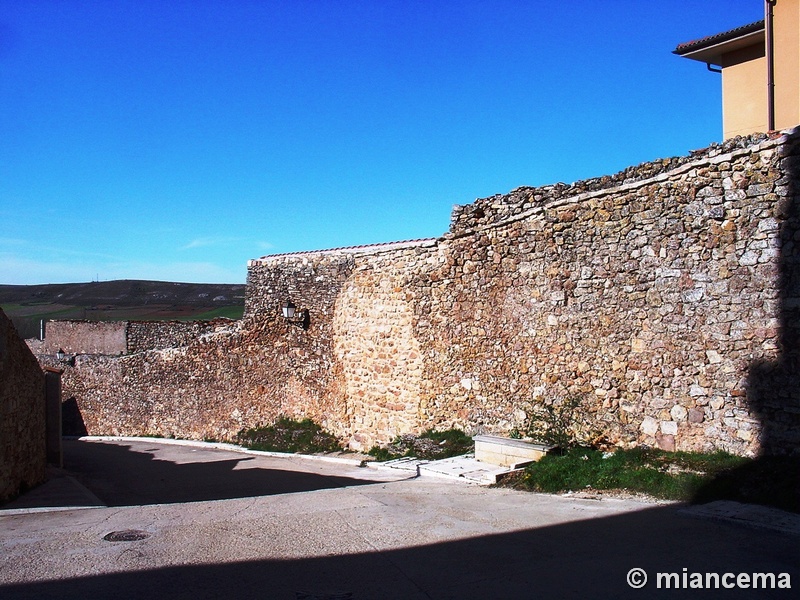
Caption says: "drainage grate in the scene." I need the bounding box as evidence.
[103,530,150,542]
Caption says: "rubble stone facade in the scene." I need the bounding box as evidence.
[1,309,45,502]
[48,129,800,456]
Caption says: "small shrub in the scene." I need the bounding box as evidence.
[367,446,397,462]
[518,394,605,449]
[368,428,474,461]
[237,417,342,454]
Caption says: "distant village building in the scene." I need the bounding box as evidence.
[674,0,799,138]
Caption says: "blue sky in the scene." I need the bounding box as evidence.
[1,0,763,285]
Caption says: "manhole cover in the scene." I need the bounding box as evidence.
[103,530,150,542]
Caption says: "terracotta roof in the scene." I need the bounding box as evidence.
[673,20,764,65]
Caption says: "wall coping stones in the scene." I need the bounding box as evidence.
[248,238,439,265]
[448,127,797,239]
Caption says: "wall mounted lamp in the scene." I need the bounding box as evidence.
[281,300,309,329]
[55,348,75,365]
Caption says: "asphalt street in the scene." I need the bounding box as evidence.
[1,438,797,599]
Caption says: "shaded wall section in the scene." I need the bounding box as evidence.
[746,128,800,455]
[0,308,45,502]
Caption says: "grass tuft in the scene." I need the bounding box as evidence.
[513,447,756,502]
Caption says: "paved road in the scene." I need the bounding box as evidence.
[2,438,408,511]
[1,438,798,599]
[63,438,399,506]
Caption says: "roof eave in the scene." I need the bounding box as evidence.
[674,24,765,67]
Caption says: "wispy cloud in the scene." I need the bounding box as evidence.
[181,236,242,251]
[256,241,274,250]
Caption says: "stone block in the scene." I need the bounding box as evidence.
[655,433,676,452]
[688,408,705,423]
[473,435,554,468]
[660,420,679,436]
[670,405,688,421]
[640,416,659,435]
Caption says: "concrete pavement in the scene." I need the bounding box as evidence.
[1,438,798,599]
[1,437,412,513]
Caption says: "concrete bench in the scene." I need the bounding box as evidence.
[473,435,555,468]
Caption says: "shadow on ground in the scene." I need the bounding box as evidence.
[61,439,373,506]
[1,502,797,599]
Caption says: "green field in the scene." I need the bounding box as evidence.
[2,303,246,339]
[0,280,246,339]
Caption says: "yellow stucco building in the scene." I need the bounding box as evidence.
[674,0,799,139]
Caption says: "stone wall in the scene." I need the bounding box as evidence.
[329,242,438,446]
[416,130,799,455]
[0,309,46,502]
[50,128,800,456]
[125,319,233,354]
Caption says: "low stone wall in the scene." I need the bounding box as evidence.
[42,319,235,357]
[0,309,45,502]
[52,128,800,456]
[43,320,127,355]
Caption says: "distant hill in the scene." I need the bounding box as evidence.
[0,280,246,339]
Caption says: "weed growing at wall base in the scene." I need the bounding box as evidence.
[368,429,474,461]
[237,417,342,454]
[510,394,608,449]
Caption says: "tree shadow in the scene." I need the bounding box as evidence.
[692,129,800,512]
[0,501,797,599]
[60,440,376,507]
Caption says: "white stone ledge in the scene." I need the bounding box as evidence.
[473,435,555,468]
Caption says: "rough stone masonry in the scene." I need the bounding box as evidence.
[1,308,46,501]
[46,128,800,456]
